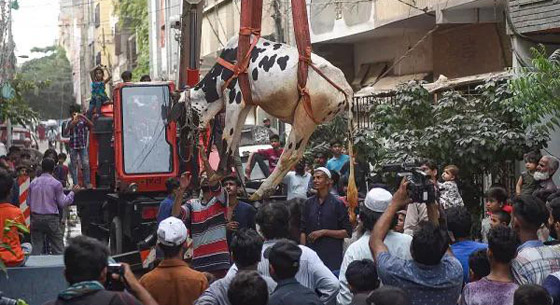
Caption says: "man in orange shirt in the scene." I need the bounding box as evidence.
[140,216,209,305]
[0,169,31,267]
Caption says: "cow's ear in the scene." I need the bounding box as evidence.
[168,102,184,122]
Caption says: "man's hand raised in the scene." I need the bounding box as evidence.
[392,178,411,210]
[179,171,192,191]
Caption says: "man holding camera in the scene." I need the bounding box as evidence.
[44,235,157,305]
[370,180,463,305]
[403,159,439,236]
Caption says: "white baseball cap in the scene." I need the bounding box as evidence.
[364,188,393,213]
[157,217,188,247]
[315,167,332,179]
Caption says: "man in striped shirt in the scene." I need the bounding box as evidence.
[173,151,231,278]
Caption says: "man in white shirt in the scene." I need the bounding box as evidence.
[337,188,412,305]
[282,160,311,201]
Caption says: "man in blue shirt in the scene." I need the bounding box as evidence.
[157,177,180,224]
[301,167,351,272]
[370,181,463,305]
[447,206,488,283]
[326,139,349,174]
[266,239,322,305]
[222,176,256,245]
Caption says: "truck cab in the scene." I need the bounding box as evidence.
[76,81,178,254]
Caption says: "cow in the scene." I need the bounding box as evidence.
[179,36,353,200]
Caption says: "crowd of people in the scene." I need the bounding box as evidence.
[4,124,560,305]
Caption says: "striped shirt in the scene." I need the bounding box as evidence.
[179,186,230,272]
[512,242,560,285]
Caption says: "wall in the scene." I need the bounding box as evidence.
[353,30,433,77]
[509,0,560,34]
[432,24,508,79]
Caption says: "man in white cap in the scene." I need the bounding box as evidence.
[301,167,352,272]
[140,216,209,305]
[336,188,412,305]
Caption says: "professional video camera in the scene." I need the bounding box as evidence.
[381,163,436,204]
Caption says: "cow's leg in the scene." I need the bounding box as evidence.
[250,102,317,201]
[219,104,253,173]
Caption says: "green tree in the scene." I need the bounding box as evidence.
[0,76,40,125]
[114,0,149,80]
[17,46,74,119]
[509,45,560,134]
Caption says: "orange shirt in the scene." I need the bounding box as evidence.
[139,258,208,305]
[0,203,25,266]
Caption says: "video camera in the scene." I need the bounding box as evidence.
[105,263,126,291]
[381,163,436,204]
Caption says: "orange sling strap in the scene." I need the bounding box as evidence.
[216,0,347,124]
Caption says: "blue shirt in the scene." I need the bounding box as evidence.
[269,278,322,305]
[157,195,174,224]
[544,272,560,305]
[301,193,352,271]
[326,154,349,173]
[227,201,256,244]
[451,240,488,283]
[376,252,463,305]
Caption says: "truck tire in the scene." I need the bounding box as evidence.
[109,216,123,255]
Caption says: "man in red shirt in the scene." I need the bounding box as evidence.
[0,169,31,266]
[245,134,283,179]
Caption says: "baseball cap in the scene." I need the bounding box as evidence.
[157,217,188,247]
[263,117,270,122]
[264,239,302,269]
[314,167,332,179]
[364,188,393,213]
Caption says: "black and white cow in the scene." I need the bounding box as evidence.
[180,36,353,200]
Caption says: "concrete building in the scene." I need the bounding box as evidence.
[309,0,510,94]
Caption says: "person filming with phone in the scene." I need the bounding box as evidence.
[44,235,157,305]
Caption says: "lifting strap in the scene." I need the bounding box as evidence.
[216,0,348,125]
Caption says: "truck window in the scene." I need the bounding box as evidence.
[121,86,172,174]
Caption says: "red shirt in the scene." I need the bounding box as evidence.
[257,148,283,172]
[0,202,25,266]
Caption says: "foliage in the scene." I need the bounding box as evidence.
[509,45,560,134]
[17,46,74,119]
[309,79,548,217]
[0,75,40,125]
[114,0,149,80]
[1,219,30,274]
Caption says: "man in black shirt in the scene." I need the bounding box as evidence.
[301,167,351,272]
[266,239,322,305]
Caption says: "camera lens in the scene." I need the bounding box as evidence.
[0,295,18,305]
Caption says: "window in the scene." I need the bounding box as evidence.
[121,86,172,174]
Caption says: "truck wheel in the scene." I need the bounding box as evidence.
[109,217,123,255]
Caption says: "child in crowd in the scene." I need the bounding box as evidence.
[516,151,541,196]
[53,153,69,187]
[439,165,464,210]
[490,210,511,229]
[514,285,552,305]
[88,65,111,119]
[461,226,519,305]
[481,186,509,243]
[345,259,380,305]
[468,249,490,282]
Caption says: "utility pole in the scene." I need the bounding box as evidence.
[101,27,113,94]
[178,0,204,90]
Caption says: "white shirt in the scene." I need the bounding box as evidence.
[337,231,413,305]
[282,171,311,201]
[227,239,340,305]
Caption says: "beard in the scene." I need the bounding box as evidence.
[534,171,551,181]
